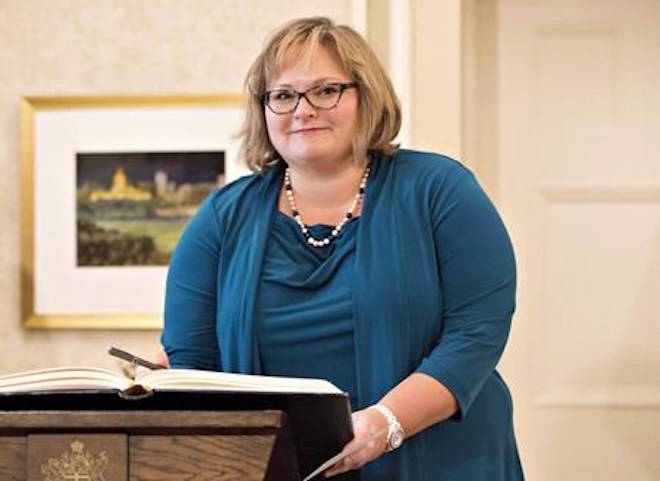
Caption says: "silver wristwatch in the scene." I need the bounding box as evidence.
[372,404,405,451]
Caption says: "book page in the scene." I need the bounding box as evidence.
[0,367,127,392]
[137,368,342,394]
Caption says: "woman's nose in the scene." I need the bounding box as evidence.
[293,94,317,118]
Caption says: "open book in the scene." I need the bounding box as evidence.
[0,366,343,397]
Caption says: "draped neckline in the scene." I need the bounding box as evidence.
[265,211,359,290]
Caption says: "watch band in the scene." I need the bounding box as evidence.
[372,404,405,451]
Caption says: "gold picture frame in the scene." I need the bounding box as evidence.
[21,94,245,329]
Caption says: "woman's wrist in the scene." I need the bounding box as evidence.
[378,373,459,440]
[370,403,406,451]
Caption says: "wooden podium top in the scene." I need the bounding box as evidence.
[0,409,285,432]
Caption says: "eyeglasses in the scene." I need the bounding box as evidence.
[262,82,357,114]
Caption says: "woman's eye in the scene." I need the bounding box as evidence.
[273,91,294,101]
[317,85,340,96]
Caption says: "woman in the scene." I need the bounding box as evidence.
[162,16,523,481]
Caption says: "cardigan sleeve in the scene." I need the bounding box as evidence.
[415,166,516,419]
[160,194,222,370]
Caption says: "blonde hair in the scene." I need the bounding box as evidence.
[238,17,401,173]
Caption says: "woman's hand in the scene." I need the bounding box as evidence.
[324,406,389,477]
[154,346,170,368]
[132,346,170,378]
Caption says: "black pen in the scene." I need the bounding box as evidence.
[107,346,166,370]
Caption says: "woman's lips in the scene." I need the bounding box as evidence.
[290,127,329,135]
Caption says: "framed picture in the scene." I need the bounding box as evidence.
[20,95,249,329]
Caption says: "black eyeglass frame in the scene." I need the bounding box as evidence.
[261,82,358,115]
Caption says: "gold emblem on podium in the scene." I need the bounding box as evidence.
[40,439,108,481]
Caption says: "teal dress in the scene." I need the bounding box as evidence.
[162,149,524,480]
[256,215,360,411]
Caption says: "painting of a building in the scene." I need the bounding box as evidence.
[76,151,225,266]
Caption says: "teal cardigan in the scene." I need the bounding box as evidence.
[162,149,522,480]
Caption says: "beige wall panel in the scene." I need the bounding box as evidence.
[535,197,660,406]
[0,0,352,373]
[532,29,660,184]
[462,0,498,198]
[532,31,615,183]
[367,0,390,69]
[533,409,660,480]
[410,0,462,159]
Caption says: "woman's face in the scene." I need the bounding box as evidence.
[264,45,358,169]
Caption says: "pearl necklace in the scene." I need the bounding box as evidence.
[284,166,370,248]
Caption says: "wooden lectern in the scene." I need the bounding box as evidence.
[0,390,352,480]
[0,409,299,480]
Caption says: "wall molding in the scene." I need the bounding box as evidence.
[389,0,411,146]
[533,386,660,408]
[539,185,660,203]
[351,0,368,35]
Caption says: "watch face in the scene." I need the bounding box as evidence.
[389,427,404,449]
